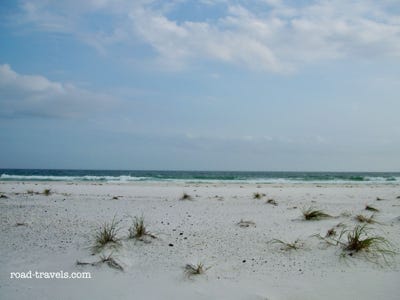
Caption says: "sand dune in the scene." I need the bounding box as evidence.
[1,181,399,299]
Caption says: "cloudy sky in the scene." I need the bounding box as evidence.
[0,0,399,171]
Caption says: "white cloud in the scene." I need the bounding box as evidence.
[12,0,400,72]
[0,64,119,118]
[128,4,288,71]
[0,64,64,93]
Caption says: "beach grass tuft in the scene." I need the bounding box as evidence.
[184,262,209,277]
[98,253,124,271]
[92,218,121,252]
[313,223,346,244]
[355,214,377,224]
[270,238,303,251]
[253,192,265,199]
[180,192,192,201]
[340,225,396,263]
[315,224,396,264]
[365,205,379,212]
[77,253,123,271]
[128,216,156,240]
[302,206,332,220]
[237,219,256,228]
[325,228,337,237]
[266,198,278,206]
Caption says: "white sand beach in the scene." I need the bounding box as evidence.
[1,181,399,300]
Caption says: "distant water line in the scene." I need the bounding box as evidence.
[0,169,399,184]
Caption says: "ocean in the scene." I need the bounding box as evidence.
[0,169,399,184]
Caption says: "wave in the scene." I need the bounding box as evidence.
[0,174,149,182]
[1,172,399,184]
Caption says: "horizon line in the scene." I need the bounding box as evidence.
[1,168,399,173]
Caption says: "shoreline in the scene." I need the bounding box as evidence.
[2,179,400,187]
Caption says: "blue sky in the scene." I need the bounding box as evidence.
[0,0,399,171]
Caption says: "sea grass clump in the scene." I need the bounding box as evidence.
[128,216,156,241]
[253,192,265,199]
[269,239,303,251]
[77,253,123,271]
[302,206,332,220]
[315,224,396,264]
[180,193,192,201]
[341,225,396,263]
[365,205,379,212]
[355,214,377,224]
[184,262,209,277]
[92,218,121,252]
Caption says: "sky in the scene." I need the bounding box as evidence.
[0,0,399,171]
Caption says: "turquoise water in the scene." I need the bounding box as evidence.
[0,169,399,184]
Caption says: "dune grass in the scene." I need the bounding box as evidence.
[302,206,332,220]
[77,253,123,271]
[180,192,192,201]
[128,216,156,240]
[26,189,51,196]
[92,218,121,252]
[98,253,124,271]
[253,192,266,199]
[270,238,303,251]
[266,198,278,206]
[325,228,337,237]
[15,222,28,226]
[355,214,377,224]
[365,205,379,212]
[315,224,396,265]
[184,262,209,277]
[339,225,396,264]
[236,219,256,228]
[312,223,344,242]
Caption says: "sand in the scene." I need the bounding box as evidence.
[1,181,399,300]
